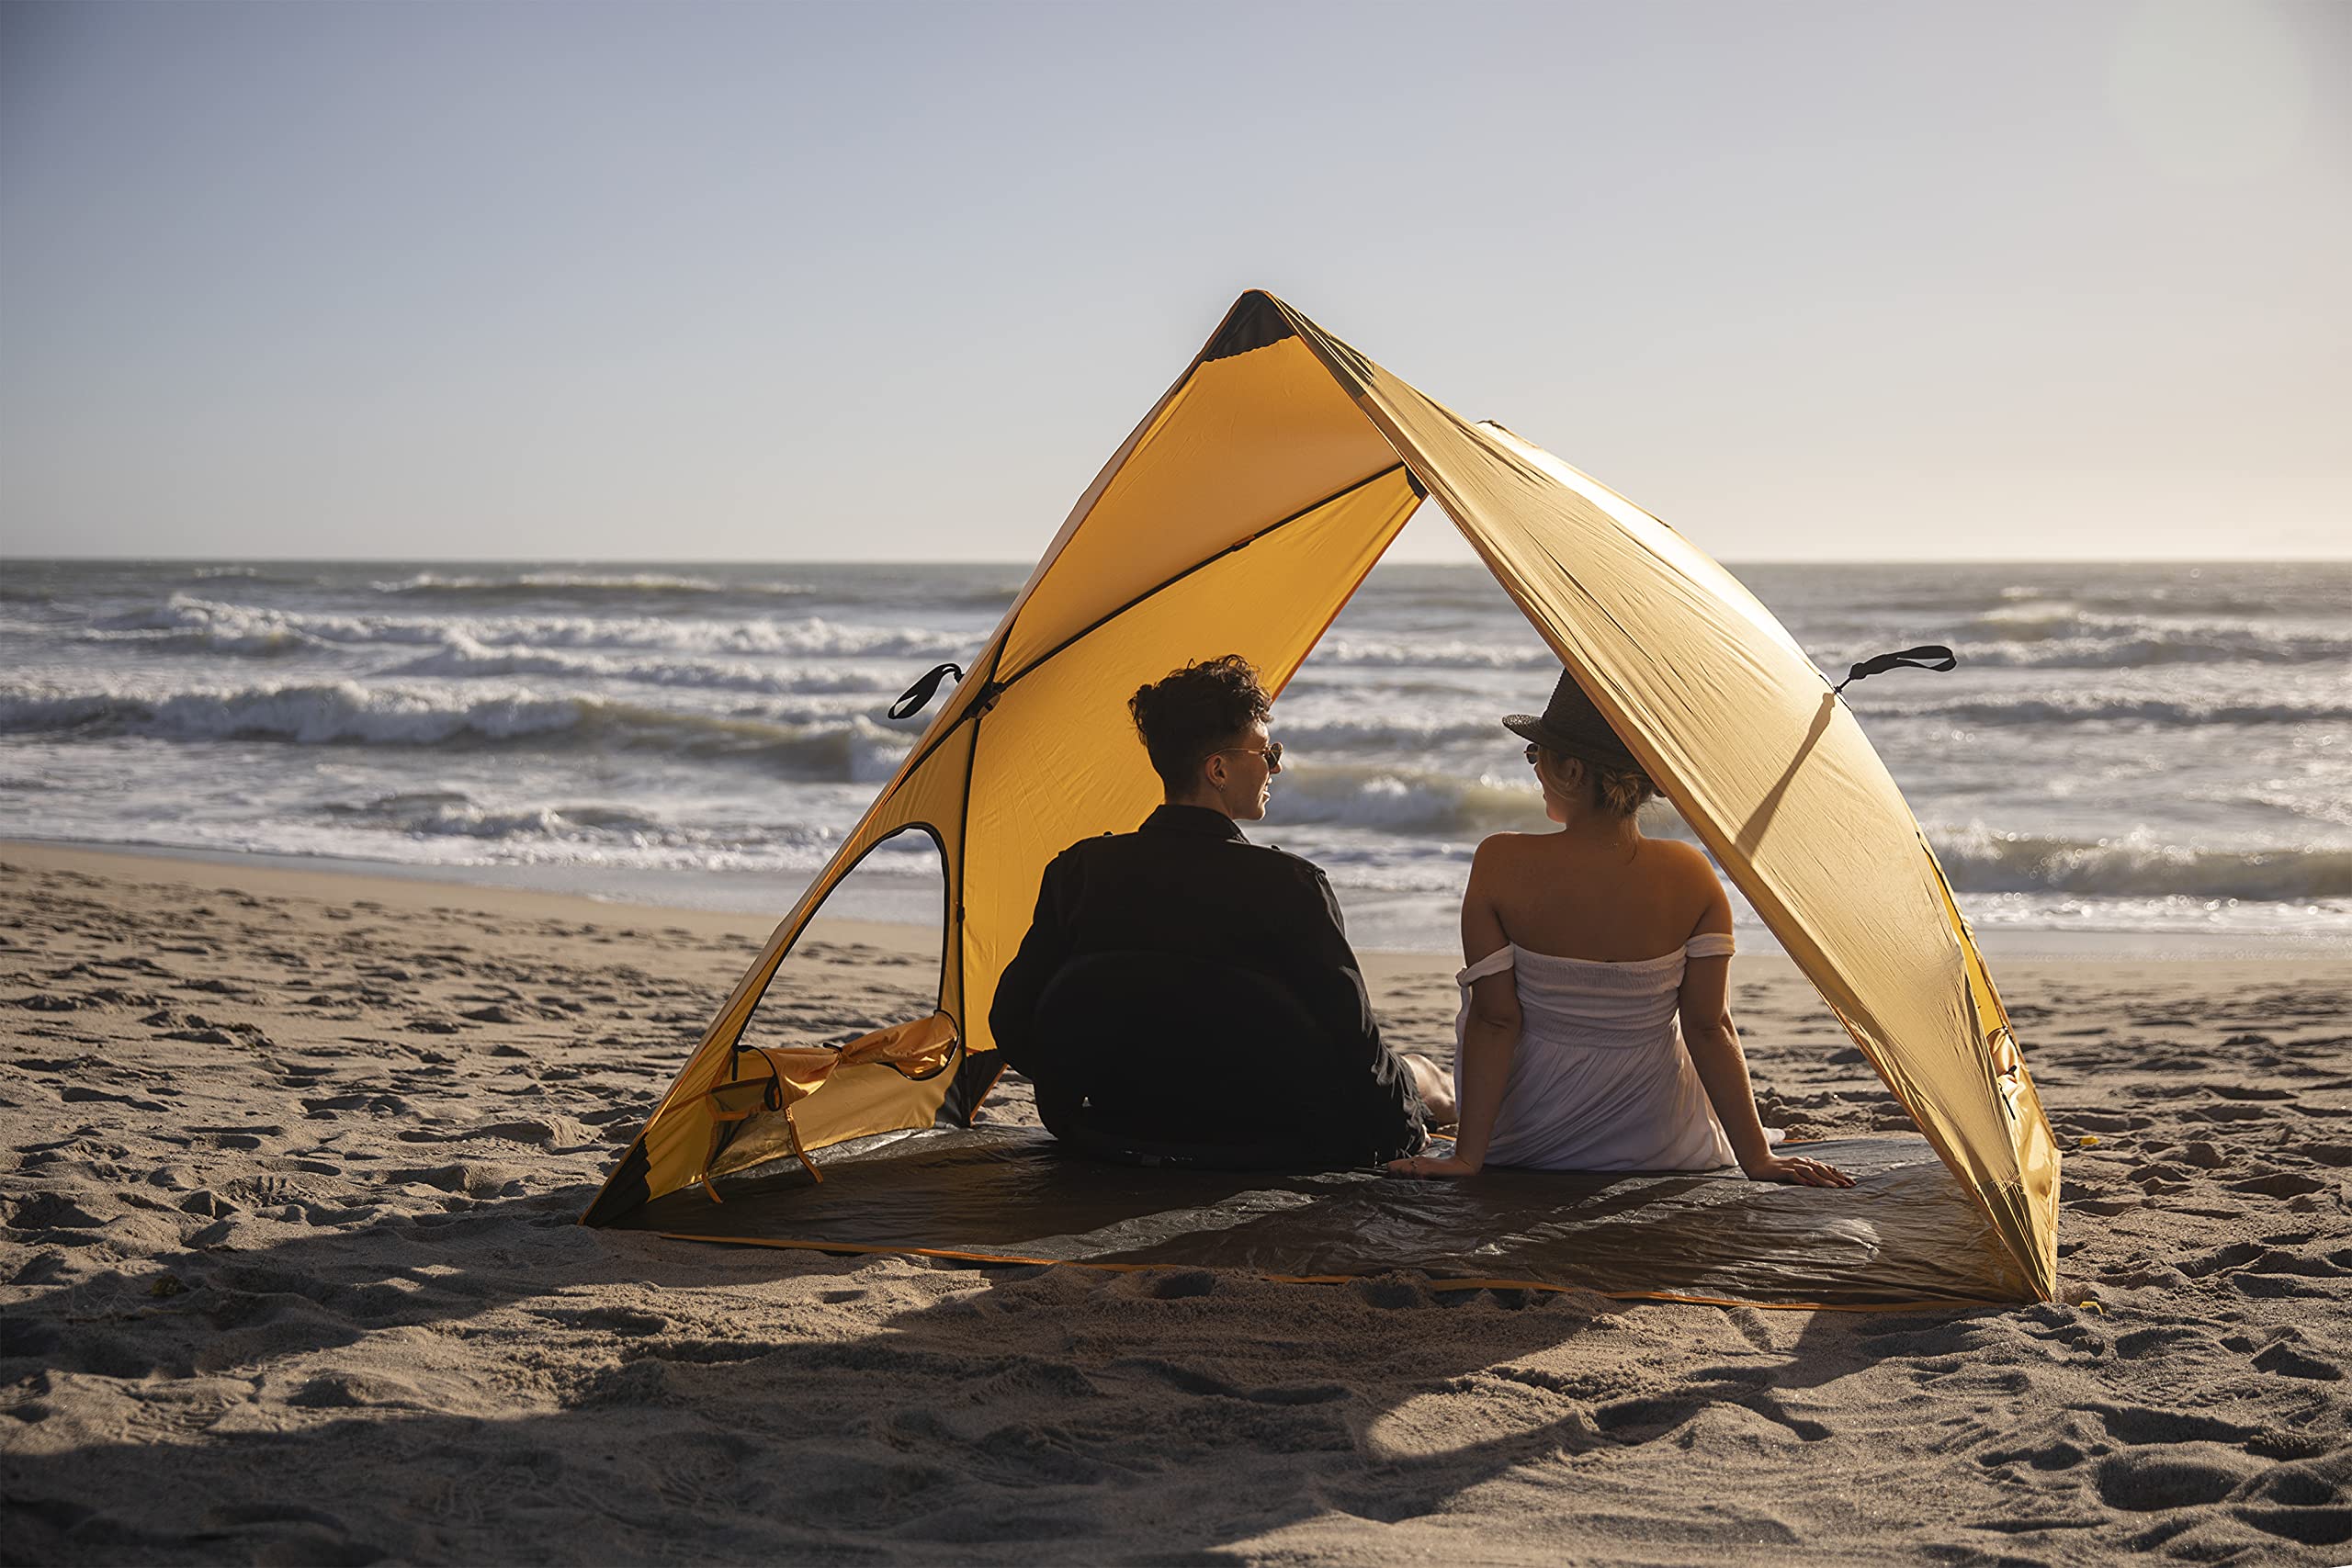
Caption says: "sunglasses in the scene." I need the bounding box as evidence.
[1210,741,1283,773]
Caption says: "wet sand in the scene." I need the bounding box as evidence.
[3,841,2347,1563]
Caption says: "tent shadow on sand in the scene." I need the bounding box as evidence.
[4,1188,2031,1562]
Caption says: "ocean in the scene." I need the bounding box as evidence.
[3,558,2347,956]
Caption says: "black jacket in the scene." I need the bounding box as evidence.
[989,804,1427,1162]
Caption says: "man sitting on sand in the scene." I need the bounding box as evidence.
[989,655,1450,1167]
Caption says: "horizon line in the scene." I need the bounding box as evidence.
[8,552,2350,569]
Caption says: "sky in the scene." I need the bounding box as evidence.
[1,1,2345,565]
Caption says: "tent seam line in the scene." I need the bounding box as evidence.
[989,460,1409,699]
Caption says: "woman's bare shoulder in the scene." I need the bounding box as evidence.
[1651,839,1733,928]
[1645,838,1726,898]
[1473,830,1545,859]
[1648,837,1717,876]
[1467,831,1546,886]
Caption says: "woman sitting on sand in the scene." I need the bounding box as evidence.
[1388,672,1851,1188]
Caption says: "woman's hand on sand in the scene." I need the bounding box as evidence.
[1387,1153,1481,1179]
[1741,1153,1855,1188]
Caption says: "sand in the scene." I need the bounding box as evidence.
[3,840,2348,1565]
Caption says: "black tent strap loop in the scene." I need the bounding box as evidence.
[889,663,965,719]
[1833,645,1957,694]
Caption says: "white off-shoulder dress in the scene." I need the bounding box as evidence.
[1453,932,1773,1171]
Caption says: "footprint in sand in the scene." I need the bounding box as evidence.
[2228,1172,2331,1199]
[189,1123,284,1152]
[2249,1339,2342,1381]
[58,1086,171,1110]
[9,993,82,1013]
[532,1304,670,1336]
[300,1092,413,1118]
[2095,1445,2266,1510]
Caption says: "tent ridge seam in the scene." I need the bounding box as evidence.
[989,460,1409,694]
[882,463,1409,786]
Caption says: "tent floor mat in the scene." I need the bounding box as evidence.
[616,1128,2031,1308]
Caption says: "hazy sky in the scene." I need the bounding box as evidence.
[2,1,2345,564]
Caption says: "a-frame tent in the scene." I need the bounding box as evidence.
[584,290,2059,1303]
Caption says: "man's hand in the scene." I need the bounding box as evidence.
[1386,1152,1481,1179]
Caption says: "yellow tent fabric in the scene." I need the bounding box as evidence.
[582,291,2059,1303]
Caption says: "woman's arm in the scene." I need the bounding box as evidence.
[1389,839,1521,1178]
[1677,872,1853,1189]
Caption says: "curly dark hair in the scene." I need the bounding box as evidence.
[1128,655,1272,792]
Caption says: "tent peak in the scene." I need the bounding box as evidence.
[1204,289,1297,363]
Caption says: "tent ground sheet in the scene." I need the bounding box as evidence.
[619,1129,2032,1308]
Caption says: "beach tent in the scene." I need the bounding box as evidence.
[583,291,2059,1304]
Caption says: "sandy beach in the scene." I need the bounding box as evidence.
[4,840,2347,1563]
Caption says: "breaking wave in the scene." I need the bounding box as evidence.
[1859,693,2352,727]
[83,594,968,661]
[83,599,327,658]
[1930,607,2352,668]
[318,790,695,844]
[284,790,945,874]
[181,567,321,587]
[370,571,812,601]
[1930,827,2352,902]
[1277,715,1511,752]
[1269,763,1549,836]
[1944,632,2352,670]
[373,637,893,695]
[0,681,916,782]
[1312,635,1555,671]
